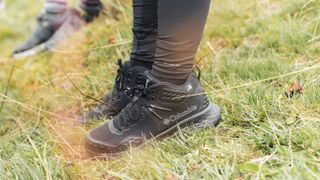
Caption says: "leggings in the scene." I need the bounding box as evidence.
[44,0,101,14]
[132,0,210,83]
[46,0,210,84]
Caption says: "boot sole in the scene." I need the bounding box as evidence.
[13,43,47,59]
[85,103,221,157]
[12,33,63,60]
[193,103,221,128]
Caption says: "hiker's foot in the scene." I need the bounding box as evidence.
[85,72,221,155]
[80,1,104,22]
[13,8,85,59]
[75,60,148,124]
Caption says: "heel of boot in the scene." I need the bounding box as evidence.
[194,103,221,128]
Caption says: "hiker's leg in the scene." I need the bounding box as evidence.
[13,0,104,57]
[130,0,158,69]
[151,0,211,84]
[85,0,221,155]
[76,0,158,123]
[44,0,67,20]
[13,0,68,56]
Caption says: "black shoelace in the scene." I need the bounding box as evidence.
[115,59,126,90]
[114,79,156,131]
[93,59,128,111]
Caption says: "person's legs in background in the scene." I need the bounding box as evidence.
[44,0,67,21]
[76,0,158,124]
[13,0,103,58]
[13,0,67,57]
[85,0,221,155]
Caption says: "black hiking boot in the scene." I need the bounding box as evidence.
[85,72,221,155]
[76,60,148,124]
[13,8,85,59]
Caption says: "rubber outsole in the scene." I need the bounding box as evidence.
[13,43,47,59]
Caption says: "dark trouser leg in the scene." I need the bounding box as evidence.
[130,0,158,69]
[44,0,67,21]
[151,0,211,84]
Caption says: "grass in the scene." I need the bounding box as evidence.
[1,0,320,179]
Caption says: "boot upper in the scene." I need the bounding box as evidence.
[86,72,211,153]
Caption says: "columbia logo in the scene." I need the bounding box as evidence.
[163,105,197,125]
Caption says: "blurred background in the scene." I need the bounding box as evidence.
[0,0,320,179]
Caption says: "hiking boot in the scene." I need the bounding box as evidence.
[85,72,221,155]
[13,8,84,59]
[76,60,148,124]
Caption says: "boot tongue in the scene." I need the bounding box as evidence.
[144,72,167,88]
[124,61,148,75]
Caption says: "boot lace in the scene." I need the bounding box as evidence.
[93,59,129,111]
[114,59,126,90]
[114,79,157,131]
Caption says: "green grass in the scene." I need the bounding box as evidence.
[1,0,320,179]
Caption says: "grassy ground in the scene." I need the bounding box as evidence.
[1,0,320,179]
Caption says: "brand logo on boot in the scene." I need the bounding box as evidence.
[163,105,198,125]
